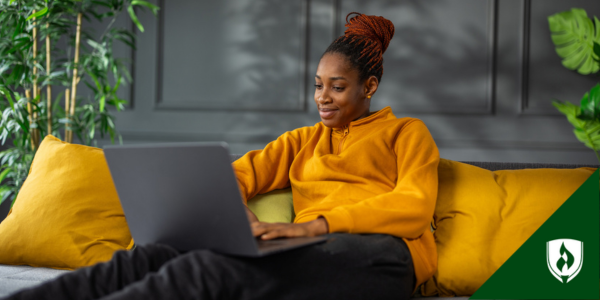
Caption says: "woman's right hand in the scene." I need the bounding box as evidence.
[245,206,259,224]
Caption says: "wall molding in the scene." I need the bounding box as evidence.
[517,0,561,116]
[128,17,137,109]
[332,0,341,41]
[518,0,530,114]
[154,0,165,111]
[152,0,309,112]
[486,0,498,115]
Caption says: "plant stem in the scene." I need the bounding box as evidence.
[100,12,118,42]
[68,13,82,143]
[46,22,51,136]
[25,89,34,151]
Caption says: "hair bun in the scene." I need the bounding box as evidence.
[344,12,395,54]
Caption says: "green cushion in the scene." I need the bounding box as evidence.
[247,188,295,223]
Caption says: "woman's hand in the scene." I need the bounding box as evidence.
[245,206,259,223]
[251,217,329,240]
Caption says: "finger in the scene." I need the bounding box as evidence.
[251,222,287,237]
[251,222,270,237]
[249,221,262,236]
[260,229,292,240]
[261,226,306,240]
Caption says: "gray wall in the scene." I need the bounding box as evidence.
[97,0,600,164]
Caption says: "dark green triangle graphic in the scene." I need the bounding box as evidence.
[471,169,599,300]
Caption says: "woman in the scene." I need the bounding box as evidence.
[5,12,438,300]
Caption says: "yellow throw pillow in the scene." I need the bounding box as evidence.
[247,188,295,223]
[422,159,595,297]
[0,135,133,270]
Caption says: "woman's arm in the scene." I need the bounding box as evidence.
[233,126,313,203]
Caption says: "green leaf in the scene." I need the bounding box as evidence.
[554,100,600,161]
[548,8,600,75]
[10,195,17,209]
[99,95,105,112]
[12,16,24,40]
[0,167,11,183]
[553,101,585,129]
[128,5,144,32]
[578,83,600,120]
[0,186,13,206]
[131,0,160,15]
[0,87,15,110]
[88,124,95,140]
[86,39,104,51]
[91,1,112,9]
[87,70,103,94]
[84,80,99,94]
[112,75,122,93]
[26,7,49,21]
[114,34,135,49]
[0,64,9,76]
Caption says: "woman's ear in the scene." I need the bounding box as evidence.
[364,76,379,98]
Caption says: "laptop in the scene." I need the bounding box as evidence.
[103,142,327,257]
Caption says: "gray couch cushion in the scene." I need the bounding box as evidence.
[0,265,69,297]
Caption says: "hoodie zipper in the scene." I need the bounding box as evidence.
[336,126,349,155]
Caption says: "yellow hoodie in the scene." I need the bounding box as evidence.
[233,106,439,288]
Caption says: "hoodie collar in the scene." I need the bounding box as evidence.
[331,106,395,131]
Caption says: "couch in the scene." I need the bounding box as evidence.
[0,155,596,299]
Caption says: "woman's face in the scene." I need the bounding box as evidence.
[314,53,372,128]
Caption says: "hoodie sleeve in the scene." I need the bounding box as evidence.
[232,126,315,203]
[320,120,439,239]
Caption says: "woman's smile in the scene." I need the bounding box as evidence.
[318,108,338,119]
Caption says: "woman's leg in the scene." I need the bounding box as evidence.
[100,233,414,300]
[3,244,179,300]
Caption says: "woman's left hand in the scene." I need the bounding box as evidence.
[251,218,329,240]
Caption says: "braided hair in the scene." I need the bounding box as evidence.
[324,12,395,83]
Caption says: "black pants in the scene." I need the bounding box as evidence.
[4,234,415,300]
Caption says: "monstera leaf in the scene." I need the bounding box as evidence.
[553,87,600,162]
[579,83,600,120]
[548,8,600,75]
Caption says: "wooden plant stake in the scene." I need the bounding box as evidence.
[68,13,82,143]
[32,11,38,101]
[64,89,70,141]
[46,22,52,135]
[25,90,35,150]
[31,12,40,147]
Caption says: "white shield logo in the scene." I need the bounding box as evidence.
[547,239,584,283]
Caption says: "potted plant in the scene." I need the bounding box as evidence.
[0,0,158,207]
[548,8,600,163]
